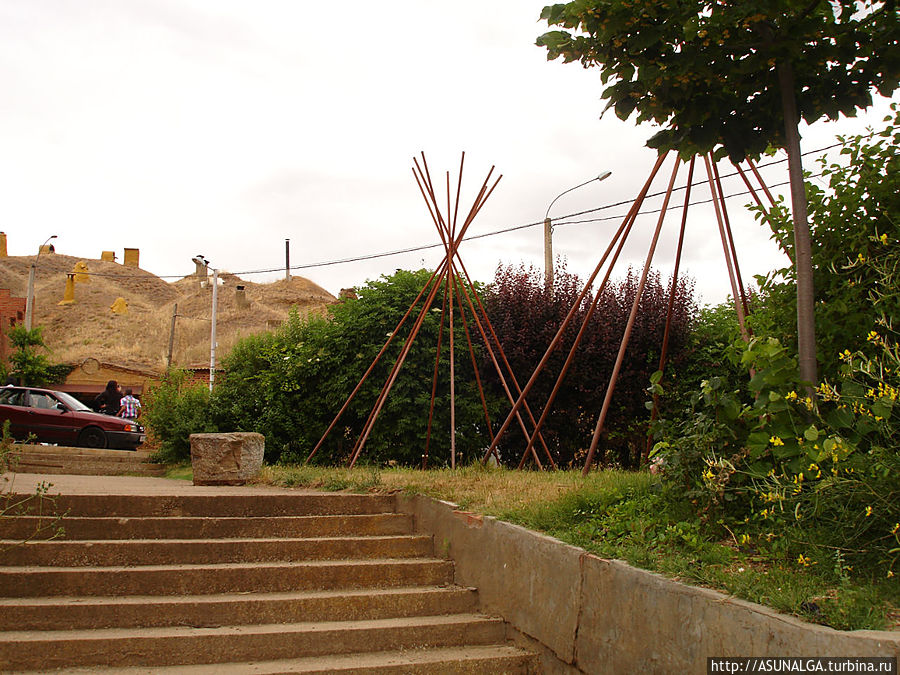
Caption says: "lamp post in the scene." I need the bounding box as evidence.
[24,235,58,331]
[543,171,612,289]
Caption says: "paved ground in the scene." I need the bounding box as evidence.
[2,472,321,496]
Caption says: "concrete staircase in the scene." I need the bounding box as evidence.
[0,492,538,673]
[6,444,165,477]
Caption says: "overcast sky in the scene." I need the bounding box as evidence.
[1,1,896,305]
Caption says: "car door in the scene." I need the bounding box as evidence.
[0,388,30,440]
[23,390,72,444]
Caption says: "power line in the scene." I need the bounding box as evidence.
[55,138,855,281]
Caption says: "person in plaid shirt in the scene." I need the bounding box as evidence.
[118,388,141,421]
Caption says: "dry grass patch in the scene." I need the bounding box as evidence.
[0,254,336,371]
[254,464,648,517]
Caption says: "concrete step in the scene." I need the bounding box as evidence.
[0,513,414,540]
[0,586,480,631]
[3,558,456,598]
[0,614,508,671]
[7,458,166,477]
[7,445,163,477]
[10,444,154,459]
[26,645,539,674]
[13,493,398,517]
[0,535,434,566]
[0,487,538,672]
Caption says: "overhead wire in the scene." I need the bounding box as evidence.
[52,138,853,281]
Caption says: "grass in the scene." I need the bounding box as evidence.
[159,462,898,632]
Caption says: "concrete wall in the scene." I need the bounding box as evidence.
[397,495,900,675]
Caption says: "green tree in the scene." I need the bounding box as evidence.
[142,369,214,463]
[212,269,497,467]
[6,325,71,387]
[751,106,900,377]
[537,0,900,387]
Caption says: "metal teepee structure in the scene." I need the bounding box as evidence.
[306,152,557,470]
[481,150,784,474]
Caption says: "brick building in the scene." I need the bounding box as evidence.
[0,289,25,367]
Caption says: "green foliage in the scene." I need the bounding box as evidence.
[211,269,499,467]
[751,105,900,377]
[143,369,214,463]
[537,0,900,161]
[6,325,71,387]
[651,107,900,581]
[481,262,697,468]
[652,323,900,578]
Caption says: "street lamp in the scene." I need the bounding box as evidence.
[24,235,58,331]
[543,171,612,288]
[193,256,219,392]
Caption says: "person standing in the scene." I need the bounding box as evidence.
[118,388,141,421]
[93,380,122,416]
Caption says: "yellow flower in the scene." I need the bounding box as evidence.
[769,436,784,446]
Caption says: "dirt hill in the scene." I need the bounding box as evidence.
[0,254,337,373]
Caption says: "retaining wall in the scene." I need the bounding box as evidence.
[397,495,900,674]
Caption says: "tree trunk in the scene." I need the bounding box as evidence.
[777,60,818,388]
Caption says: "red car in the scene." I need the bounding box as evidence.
[0,386,145,450]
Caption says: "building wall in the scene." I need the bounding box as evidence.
[0,289,26,367]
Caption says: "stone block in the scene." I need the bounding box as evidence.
[190,432,264,486]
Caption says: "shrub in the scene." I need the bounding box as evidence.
[211,269,500,467]
[143,369,214,463]
[750,105,900,378]
[480,262,697,468]
[6,326,73,387]
[651,108,900,579]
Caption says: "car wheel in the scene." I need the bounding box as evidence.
[78,427,108,449]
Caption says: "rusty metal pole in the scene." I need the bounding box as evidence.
[305,260,449,464]
[737,162,794,264]
[703,154,750,342]
[645,158,695,461]
[711,160,751,319]
[423,278,449,470]
[452,256,554,467]
[581,158,682,475]
[349,157,501,467]
[482,153,669,465]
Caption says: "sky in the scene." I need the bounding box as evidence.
[1,0,897,305]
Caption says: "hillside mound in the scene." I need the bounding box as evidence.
[0,254,337,372]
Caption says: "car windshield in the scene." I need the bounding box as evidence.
[53,391,92,412]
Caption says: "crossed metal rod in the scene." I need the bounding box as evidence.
[483,151,782,474]
[307,152,554,469]
[308,149,782,472]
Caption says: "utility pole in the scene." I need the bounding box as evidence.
[209,270,218,392]
[543,218,554,289]
[166,303,178,370]
[544,173,611,291]
[285,239,291,282]
[24,265,36,331]
[24,235,57,331]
